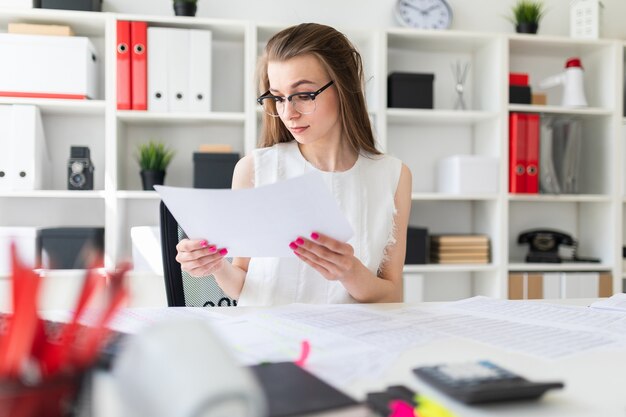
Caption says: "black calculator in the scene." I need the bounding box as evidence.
[413,360,564,404]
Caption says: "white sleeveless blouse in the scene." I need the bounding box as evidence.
[237,141,402,306]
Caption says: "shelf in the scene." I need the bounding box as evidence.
[403,264,497,273]
[0,7,107,36]
[0,190,105,199]
[116,191,160,200]
[116,111,246,125]
[509,194,612,203]
[387,109,498,124]
[114,13,247,41]
[0,97,105,116]
[508,263,612,272]
[412,193,498,201]
[508,104,612,117]
[508,34,614,55]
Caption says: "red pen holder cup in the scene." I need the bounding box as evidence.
[0,374,83,417]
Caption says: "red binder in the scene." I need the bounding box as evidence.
[509,112,527,193]
[116,20,131,110]
[525,113,540,194]
[130,21,148,111]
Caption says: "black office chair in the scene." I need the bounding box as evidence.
[159,201,237,307]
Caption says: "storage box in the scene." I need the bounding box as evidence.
[39,227,104,269]
[0,34,98,99]
[193,152,240,189]
[509,85,531,104]
[388,72,434,109]
[405,227,428,265]
[131,226,163,275]
[36,0,102,11]
[3,0,35,8]
[437,155,499,194]
[0,227,39,274]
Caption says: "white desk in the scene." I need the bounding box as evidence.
[91,299,626,417]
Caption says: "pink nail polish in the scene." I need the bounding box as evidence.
[310,232,319,240]
[295,237,304,245]
[208,245,217,253]
[219,248,228,256]
[289,242,298,250]
[200,240,209,248]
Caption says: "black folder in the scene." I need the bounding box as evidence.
[248,362,358,417]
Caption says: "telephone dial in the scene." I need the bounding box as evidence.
[517,229,600,263]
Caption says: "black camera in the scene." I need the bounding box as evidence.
[67,146,94,190]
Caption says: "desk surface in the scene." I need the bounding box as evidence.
[93,299,626,417]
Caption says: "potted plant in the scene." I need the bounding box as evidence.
[510,0,545,34]
[173,0,197,17]
[136,141,175,191]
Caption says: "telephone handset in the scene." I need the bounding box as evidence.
[517,229,600,263]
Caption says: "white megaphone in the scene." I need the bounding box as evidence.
[538,57,588,107]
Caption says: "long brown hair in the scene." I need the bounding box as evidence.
[256,23,380,155]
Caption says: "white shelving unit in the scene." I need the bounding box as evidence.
[1,8,624,299]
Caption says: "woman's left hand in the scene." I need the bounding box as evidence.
[289,232,359,281]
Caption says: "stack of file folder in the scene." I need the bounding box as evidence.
[430,234,490,264]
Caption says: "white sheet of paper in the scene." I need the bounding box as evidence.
[155,172,354,257]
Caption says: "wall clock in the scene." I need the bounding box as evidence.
[395,0,453,30]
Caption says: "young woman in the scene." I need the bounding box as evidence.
[176,23,412,306]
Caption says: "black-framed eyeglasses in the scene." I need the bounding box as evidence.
[256,80,334,117]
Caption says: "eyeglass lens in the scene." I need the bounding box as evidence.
[261,94,316,117]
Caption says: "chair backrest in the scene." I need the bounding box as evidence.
[159,201,237,307]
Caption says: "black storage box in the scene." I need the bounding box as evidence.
[35,0,102,11]
[388,72,435,109]
[38,227,104,269]
[405,227,429,264]
[193,152,240,189]
[509,85,531,104]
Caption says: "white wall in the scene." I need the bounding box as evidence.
[103,0,626,39]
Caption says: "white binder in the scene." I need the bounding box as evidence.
[188,29,212,113]
[0,34,98,99]
[10,105,50,191]
[166,28,190,112]
[542,273,562,299]
[0,105,13,191]
[147,27,169,112]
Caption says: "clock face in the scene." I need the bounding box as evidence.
[395,0,453,30]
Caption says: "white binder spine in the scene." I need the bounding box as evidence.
[11,105,50,191]
[0,105,15,191]
[147,27,169,112]
[166,28,190,112]
[188,29,212,113]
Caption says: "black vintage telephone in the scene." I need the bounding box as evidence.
[517,229,600,263]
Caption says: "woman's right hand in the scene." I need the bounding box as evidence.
[175,239,229,277]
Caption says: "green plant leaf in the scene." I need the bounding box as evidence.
[510,0,545,25]
[136,141,176,171]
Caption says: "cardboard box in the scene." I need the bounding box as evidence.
[0,227,39,274]
[0,34,98,99]
[436,155,498,194]
[388,72,434,109]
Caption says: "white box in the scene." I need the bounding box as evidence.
[0,227,39,275]
[131,226,163,275]
[0,34,98,99]
[2,0,34,8]
[436,155,498,194]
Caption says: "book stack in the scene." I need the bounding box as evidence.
[430,234,490,264]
